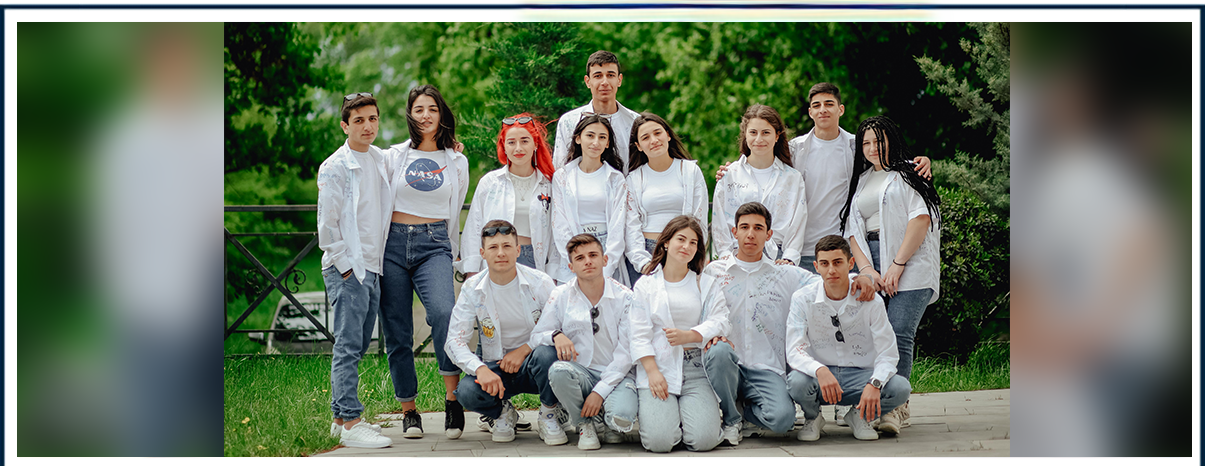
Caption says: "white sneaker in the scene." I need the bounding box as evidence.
[330,421,381,437]
[877,407,903,434]
[721,423,741,446]
[577,422,601,450]
[740,420,775,438]
[796,415,825,442]
[843,407,879,441]
[492,402,518,443]
[599,421,624,444]
[835,405,850,426]
[537,405,569,445]
[339,422,392,449]
[899,400,912,427]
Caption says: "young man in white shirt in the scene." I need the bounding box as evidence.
[446,220,566,444]
[317,93,393,449]
[785,235,911,441]
[534,234,639,450]
[552,50,641,174]
[702,203,876,446]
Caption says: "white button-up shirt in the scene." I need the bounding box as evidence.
[445,265,557,376]
[316,141,392,282]
[459,167,558,275]
[529,277,634,398]
[551,159,630,284]
[845,169,941,303]
[711,155,808,262]
[707,255,823,376]
[786,282,898,384]
[629,267,730,396]
[552,101,641,175]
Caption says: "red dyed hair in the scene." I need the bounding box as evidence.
[496,112,555,181]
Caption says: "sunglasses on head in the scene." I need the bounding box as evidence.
[502,116,534,125]
[482,225,516,237]
[344,92,373,101]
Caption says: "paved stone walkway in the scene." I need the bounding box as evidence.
[315,388,1009,457]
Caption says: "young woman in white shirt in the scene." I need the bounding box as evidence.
[380,84,471,439]
[712,104,808,265]
[461,113,558,277]
[551,114,630,285]
[623,112,709,286]
[839,115,941,432]
[628,215,729,453]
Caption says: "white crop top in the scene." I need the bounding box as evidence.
[637,159,686,233]
[509,170,538,237]
[576,165,609,225]
[665,270,702,349]
[393,149,453,219]
[857,168,891,232]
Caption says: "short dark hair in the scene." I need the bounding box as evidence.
[481,219,518,245]
[808,82,842,106]
[341,94,379,124]
[814,234,852,259]
[586,50,621,74]
[734,202,773,230]
[406,84,457,151]
[566,233,603,258]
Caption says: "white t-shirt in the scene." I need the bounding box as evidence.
[590,303,616,371]
[665,270,702,349]
[576,165,609,226]
[353,149,385,274]
[750,164,775,198]
[489,276,534,353]
[857,169,891,232]
[637,159,686,233]
[393,149,453,219]
[509,170,538,237]
[801,135,854,254]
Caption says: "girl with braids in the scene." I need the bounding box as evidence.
[623,112,709,285]
[381,84,471,439]
[711,104,807,264]
[839,115,941,434]
[551,114,630,284]
[460,113,559,277]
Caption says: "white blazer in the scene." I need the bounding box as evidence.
[551,158,630,284]
[845,169,941,304]
[623,159,710,273]
[316,142,393,282]
[385,140,470,262]
[628,267,730,396]
[711,155,808,262]
[529,277,634,398]
[459,167,558,275]
[444,265,558,376]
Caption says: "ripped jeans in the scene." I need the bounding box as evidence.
[547,361,639,433]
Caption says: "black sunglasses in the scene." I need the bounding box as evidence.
[502,116,534,125]
[831,315,844,343]
[482,225,516,237]
[590,307,600,334]
[344,92,373,101]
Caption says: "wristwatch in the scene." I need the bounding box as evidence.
[551,330,564,340]
[869,377,884,389]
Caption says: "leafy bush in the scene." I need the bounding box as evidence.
[915,186,1009,361]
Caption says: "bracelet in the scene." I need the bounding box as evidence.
[551,330,564,340]
[859,265,872,271]
[893,259,907,267]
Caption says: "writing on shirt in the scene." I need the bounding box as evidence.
[405,158,447,191]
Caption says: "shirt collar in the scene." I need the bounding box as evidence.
[475,265,532,292]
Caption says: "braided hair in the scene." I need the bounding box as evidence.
[839,116,941,234]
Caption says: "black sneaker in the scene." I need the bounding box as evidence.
[477,413,530,432]
[402,409,423,439]
[445,399,465,439]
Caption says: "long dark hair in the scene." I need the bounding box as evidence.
[838,116,941,234]
[738,104,793,167]
[627,112,693,173]
[642,215,706,275]
[406,84,457,150]
[568,114,623,172]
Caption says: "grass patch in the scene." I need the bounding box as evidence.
[911,341,1010,393]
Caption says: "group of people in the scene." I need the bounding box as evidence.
[316,49,942,452]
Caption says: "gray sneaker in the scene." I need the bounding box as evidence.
[835,405,850,426]
[843,407,879,441]
[721,424,741,446]
[796,415,825,442]
[492,401,519,443]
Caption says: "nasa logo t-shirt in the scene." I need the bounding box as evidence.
[394,149,452,218]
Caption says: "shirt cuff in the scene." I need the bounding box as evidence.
[800,360,825,378]
[591,381,615,399]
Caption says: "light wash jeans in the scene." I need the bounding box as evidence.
[380,221,459,403]
[703,342,796,432]
[517,244,535,270]
[799,254,817,274]
[323,266,380,421]
[548,361,639,433]
[786,367,910,420]
[637,348,723,453]
[868,238,936,380]
[454,345,560,419]
[624,238,657,286]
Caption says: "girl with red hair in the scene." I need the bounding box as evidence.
[459,113,559,276]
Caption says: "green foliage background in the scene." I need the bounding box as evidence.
[225,22,1010,357]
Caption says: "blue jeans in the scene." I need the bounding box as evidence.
[323,267,380,421]
[548,361,639,432]
[380,221,458,403]
[799,255,817,274]
[637,348,722,453]
[868,238,935,380]
[517,244,535,270]
[454,345,560,418]
[703,342,795,432]
[624,238,657,286]
[786,368,910,420]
